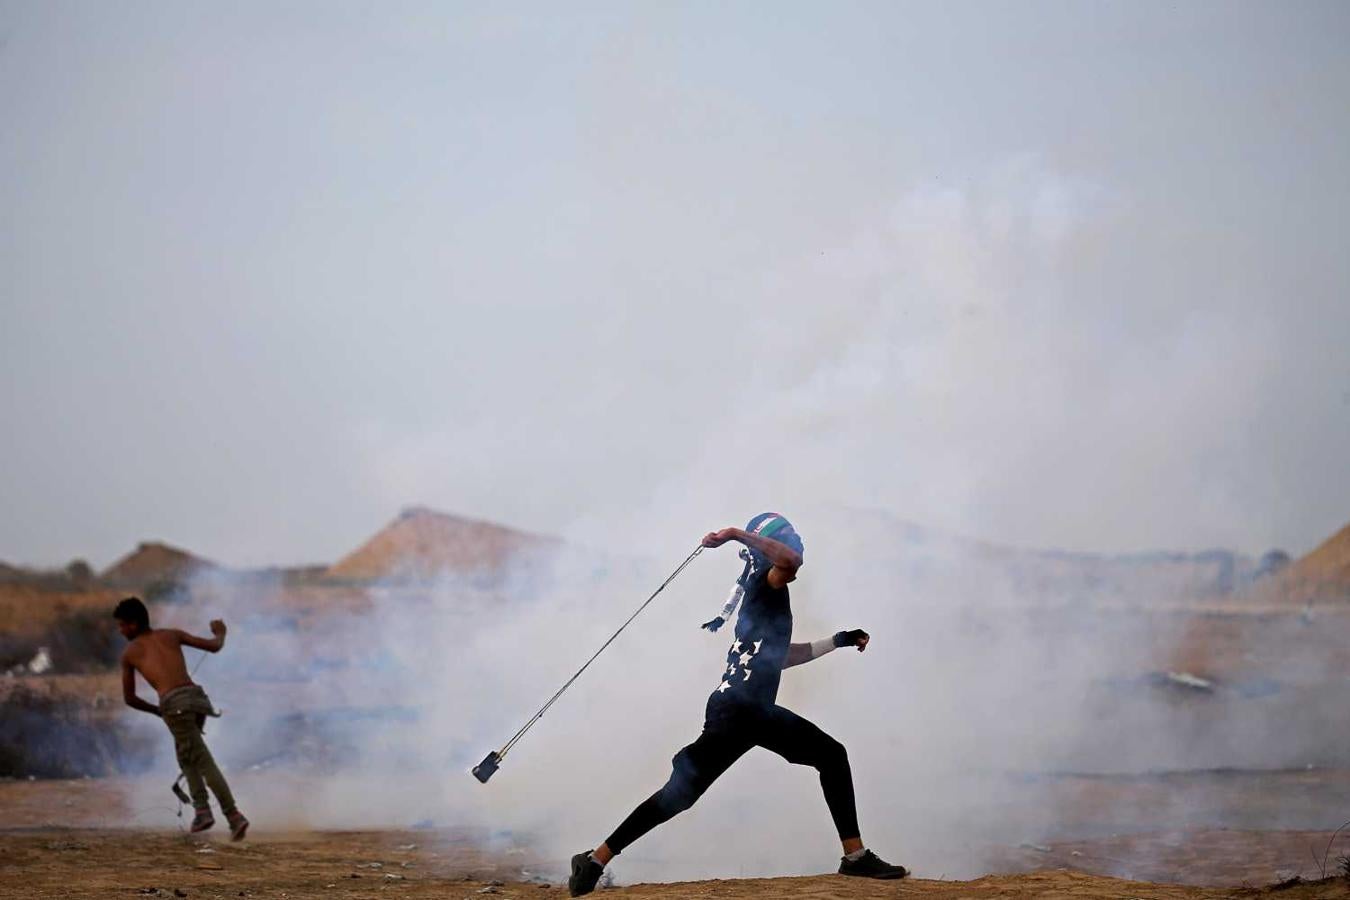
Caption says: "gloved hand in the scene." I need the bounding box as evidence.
[701,616,726,632]
[833,628,869,651]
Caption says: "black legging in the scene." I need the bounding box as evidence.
[605,702,860,854]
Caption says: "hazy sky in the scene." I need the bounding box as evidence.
[3,1,1348,568]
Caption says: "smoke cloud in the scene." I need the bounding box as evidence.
[103,152,1349,883]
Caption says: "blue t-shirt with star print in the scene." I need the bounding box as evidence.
[707,554,793,712]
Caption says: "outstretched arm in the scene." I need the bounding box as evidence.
[701,527,803,587]
[703,527,802,570]
[784,629,870,669]
[121,659,161,716]
[178,619,227,653]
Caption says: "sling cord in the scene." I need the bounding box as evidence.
[493,545,704,762]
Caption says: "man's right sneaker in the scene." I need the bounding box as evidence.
[189,808,215,833]
[568,851,605,897]
[838,849,909,879]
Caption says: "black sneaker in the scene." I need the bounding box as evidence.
[568,851,605,897]
[838,849,909,879]
[225,809,249,842]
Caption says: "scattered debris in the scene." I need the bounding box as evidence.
[1017,842,1051,853]
[355,861,384,869]
[384,873,404,880]
[195,846,216,854]
[476,888,500,896]
[44,839,89,851]
[1163,671,1214,692]
[1271,873,1303,890]
[28,647,53,675]
[396,843,418,851]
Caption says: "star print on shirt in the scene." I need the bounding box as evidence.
[717,635,764,692]
[730,639,761,661]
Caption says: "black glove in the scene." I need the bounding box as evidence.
[701,616,725,632]
[833,628,869,649]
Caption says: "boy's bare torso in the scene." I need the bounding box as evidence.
[122,630,194,698]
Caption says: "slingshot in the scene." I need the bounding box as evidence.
[472,545,704,783]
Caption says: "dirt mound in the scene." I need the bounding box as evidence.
[0,559,97,590]
[1261,520,1350,608]
[1236,520,1350,612]
[0,560,27,581]
[325,507,560,582]
[0,584,123,636]
[100,542,216,587]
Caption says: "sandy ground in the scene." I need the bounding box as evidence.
[3,827,1350,899]
[3,780,1350,900]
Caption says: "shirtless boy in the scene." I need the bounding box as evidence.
[115,597,249,838]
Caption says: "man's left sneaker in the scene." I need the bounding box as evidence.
[568,851,605,897]
[226,809,249,841]
[838,849,909,879]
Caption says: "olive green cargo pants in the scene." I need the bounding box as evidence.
[162,685,236,813]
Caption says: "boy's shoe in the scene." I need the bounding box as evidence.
[838,849,909,879]
[568,851,605,897]
[189,808,215,833]
[226,809,249,841]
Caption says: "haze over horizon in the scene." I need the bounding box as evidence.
[4,2,1349,569]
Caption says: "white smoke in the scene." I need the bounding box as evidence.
[124,162,1344,884]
